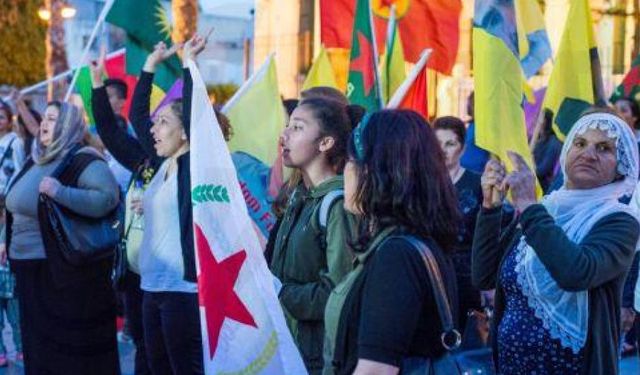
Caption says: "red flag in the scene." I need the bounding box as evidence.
[387,50,430,118]
[397,66,427,118]
[104,51,139,119]
[320,0,461,74]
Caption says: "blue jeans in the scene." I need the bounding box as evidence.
[142,291,203,375]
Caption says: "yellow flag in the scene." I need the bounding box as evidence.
[302,46,338,91]
[473,1,541,197]
[543,0,603,139]
[222,54,286,165]
[380,7,406,103]
[326,48,350,92]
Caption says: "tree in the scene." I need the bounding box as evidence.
[172,0,198,43]
[0,0,47,87]
[45,0,69,100]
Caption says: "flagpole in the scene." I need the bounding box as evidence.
[367,0,384,109]
[1,48,126,103]
[387,49,432,109]
[63,0,116,101]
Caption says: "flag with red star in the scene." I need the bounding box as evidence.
[347,0,383,111]
[187,59,308,374]
[611,54,640,104]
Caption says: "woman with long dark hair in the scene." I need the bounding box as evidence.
[323,110,461,375]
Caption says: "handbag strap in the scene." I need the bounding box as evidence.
[399,235,461,351]
[50,143,84,179]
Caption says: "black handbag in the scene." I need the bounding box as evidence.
[400,236,495,375]
[40,146,124,266]
[111,219,134,291]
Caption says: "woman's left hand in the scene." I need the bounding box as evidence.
[39,177,62,198]
[182,33,207,65]
[502,151,537,213]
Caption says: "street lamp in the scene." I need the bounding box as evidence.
[38,1,76,21]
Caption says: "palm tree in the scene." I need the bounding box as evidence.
[45,0,69,100]
[172,0,198,43]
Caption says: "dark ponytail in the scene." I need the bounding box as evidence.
[299,98,353,172]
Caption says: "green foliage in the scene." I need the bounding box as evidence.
[207,83,239,105]
[0,0,47,87]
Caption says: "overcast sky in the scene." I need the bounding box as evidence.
[200,0,255,19]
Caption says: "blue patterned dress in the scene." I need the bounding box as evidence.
[497,244,585,374]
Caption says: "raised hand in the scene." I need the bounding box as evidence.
[502,151,537,213]
[182,33,207,65]
[481,158,506,209]
[89,46,107,87]
[7,88,22,104]
[143,41,182,72]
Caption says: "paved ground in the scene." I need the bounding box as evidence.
[0,324,635,374]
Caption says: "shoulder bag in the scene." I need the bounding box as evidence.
[40,145,124,266]
[399,235,495,375]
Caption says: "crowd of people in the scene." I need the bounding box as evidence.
[0,33,640,375]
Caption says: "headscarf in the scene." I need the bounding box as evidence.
[515,112,639,354]
[35,102,86,165]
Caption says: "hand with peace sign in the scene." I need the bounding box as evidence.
[502,151,537,213]
[143,41,182,73]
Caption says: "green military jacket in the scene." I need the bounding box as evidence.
[270,176,356,374]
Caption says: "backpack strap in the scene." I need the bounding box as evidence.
[318,189,344,230]
[316,189,344,253]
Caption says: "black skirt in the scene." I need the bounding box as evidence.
[12,258,120,375]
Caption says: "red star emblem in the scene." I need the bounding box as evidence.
[623,66,640,96]
[195,224,257,359]
[350,32,376,96]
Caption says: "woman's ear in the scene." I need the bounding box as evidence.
[318,136,335,153]
[181,130,187,141]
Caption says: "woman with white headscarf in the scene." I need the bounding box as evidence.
[0,101,120,374]
[472,109,640,375]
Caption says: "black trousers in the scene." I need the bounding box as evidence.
[142,291,203,375]
[123,272,151,375]
[13,258,119,375]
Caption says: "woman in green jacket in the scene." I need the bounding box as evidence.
[473,109,640,375]
[270,97,357,374]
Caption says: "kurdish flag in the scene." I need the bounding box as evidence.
[106,0,181,93]
[347,0,383,112]
[187,59,307,374]
[610,53,640,103]
[222,54,286,166]
[380,6,406,104]
[320,0,462,74]
[302,46,338,91]
[473,0,536,174]
[543,0,604,138]
[386,49,431,118]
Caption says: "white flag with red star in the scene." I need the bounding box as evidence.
[187,59,307,374]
